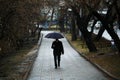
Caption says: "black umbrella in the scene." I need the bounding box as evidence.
[45,32,64,39]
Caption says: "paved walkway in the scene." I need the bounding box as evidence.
[27,31,109,80]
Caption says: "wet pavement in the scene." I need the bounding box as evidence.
[27,31,109,80]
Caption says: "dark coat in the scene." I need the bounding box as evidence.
[51,40,64,55]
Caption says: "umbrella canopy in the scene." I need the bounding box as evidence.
[45,32,64,39]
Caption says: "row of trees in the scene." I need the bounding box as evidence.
[57,0,120,53]
[0,0,46,56]
[0,0,120,56]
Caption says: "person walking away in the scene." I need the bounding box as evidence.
[51,39,64,69]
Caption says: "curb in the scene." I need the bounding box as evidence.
[23,33,43,80]
[65,36,120,80]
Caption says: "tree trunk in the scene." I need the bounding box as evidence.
[72,7,97,52]
[59,18,65,32]
[77,25,97,52]
[96,27,105,41]
[71,15,77,41]
[93,11,120,52]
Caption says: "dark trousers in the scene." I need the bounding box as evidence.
[54,55,61,67]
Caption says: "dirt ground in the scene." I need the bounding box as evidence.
[0,38,39,80]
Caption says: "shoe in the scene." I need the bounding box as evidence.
[55,66,57,69]
[58,64,60,67]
